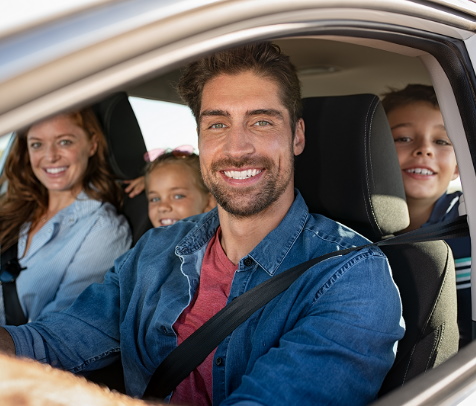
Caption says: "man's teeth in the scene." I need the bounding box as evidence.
[406,168,435,175]
[46,167,66,174]
[224,169,262,179]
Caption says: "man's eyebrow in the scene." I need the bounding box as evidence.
[199,109,284,120]
[248,109,283,119]
[199,109,230,122]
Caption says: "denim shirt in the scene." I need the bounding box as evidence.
[0,191,132,324]
[6,191,404,405]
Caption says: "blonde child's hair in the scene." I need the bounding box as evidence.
[144,152,210,195]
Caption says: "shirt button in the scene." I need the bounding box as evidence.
[243,257,253,267]
[215,357,224,366]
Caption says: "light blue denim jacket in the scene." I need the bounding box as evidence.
[6,191,404,405]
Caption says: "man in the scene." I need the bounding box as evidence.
[0,42,403,405]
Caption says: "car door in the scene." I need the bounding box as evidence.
[1,0,476,404]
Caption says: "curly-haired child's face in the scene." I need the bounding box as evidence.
[388,101,459,205]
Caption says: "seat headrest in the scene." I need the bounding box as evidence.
[92,92,147,180]
[295,94,409,241]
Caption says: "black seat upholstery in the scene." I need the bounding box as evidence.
[92,92,153,244]
[295,94,459,396]
[86,93,152,392]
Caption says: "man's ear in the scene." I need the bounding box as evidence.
[452,164,460,181]
[293,118,305,156]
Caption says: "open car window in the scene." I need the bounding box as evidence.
[129,97,197,151]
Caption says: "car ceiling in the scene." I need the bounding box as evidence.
[126,37,432,104]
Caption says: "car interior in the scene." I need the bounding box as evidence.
[1,11,474,401]
[92,92,153,244]
[295,94,459,396]
[78,56,462,398]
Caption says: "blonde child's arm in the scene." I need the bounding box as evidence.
[123,176,146,198]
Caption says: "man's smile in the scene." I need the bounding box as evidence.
[222,168,263,180]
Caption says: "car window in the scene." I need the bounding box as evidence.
[129,97,198,152]
[0,133,12,157]
[1,1,476,403]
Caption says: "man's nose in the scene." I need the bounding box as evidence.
[222,125,255,158]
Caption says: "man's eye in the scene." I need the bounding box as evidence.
[210,123,226,129]
[254,120,271,127]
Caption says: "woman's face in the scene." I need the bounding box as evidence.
[26,114,98,197]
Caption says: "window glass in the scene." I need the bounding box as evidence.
[129,97,198,152]
[0,133,13,160]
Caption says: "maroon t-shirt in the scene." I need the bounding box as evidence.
[171,228,237,405]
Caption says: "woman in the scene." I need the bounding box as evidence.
[0,107,132,324]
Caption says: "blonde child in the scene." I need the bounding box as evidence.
[144,150,215,227]
[382,84,471,348]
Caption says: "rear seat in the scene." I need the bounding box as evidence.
[93,92,153,245]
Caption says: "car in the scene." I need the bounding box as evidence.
[1,0,476,404]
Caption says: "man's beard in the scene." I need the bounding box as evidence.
[202,155,293,217]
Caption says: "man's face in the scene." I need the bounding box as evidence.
[198,70,304,217]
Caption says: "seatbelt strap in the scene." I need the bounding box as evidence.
[143,215,470,400]
[0,243,28,325]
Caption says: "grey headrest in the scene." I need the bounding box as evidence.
[295,94,409,240]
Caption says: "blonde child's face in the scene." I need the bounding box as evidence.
[147,162,215,227]
[388,101,459,206]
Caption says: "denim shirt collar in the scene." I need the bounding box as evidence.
[176,189,309,276]
[21,191,100,231]
[19,191,102,257]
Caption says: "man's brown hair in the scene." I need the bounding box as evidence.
[177,42,302,131]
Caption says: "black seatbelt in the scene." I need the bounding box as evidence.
[144,215,470,400]
[0,243,28,325]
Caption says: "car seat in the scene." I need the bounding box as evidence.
[294,94,459,396]
[92,92,153,245]
[86,93,152,392]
